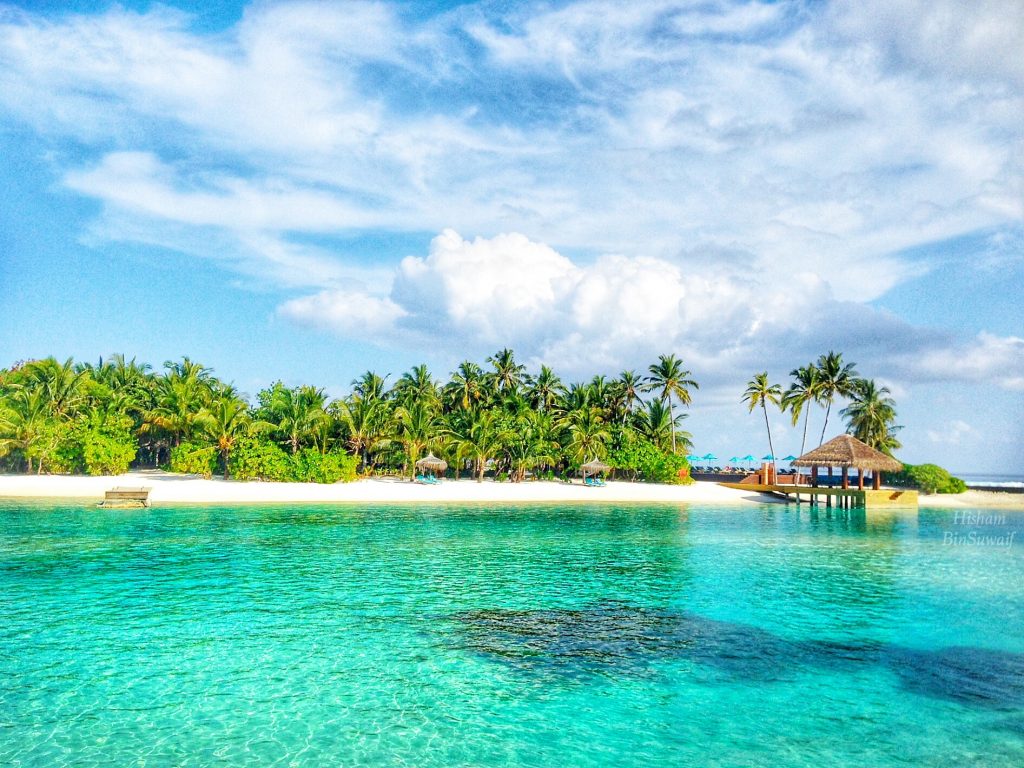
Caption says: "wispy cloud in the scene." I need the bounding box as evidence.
[0,0,1021,388]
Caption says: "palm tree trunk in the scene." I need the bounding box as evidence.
[800,405,810,456]
[819,401,832,446]
[762,403,775,465]
[668,397,676,453]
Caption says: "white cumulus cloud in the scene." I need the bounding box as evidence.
[279,229,1024,394]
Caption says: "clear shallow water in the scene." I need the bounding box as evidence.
[2,501,1023,767]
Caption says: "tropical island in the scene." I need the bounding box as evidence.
[1,347,995,506]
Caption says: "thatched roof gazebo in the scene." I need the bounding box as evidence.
[415,453,448,474]
[580,459,611,481]
[792,435,902,490]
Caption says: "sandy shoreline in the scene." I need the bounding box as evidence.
[0,471,780,505]
[915,489,1024,510]
[2,472,1021,509]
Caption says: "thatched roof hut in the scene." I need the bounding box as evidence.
[792,435,902,471]
[415,453,448,472]
[580,459,611,474]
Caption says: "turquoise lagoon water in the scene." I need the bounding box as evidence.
[1,501,1023,767]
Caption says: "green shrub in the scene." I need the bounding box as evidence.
[290,449,358,484]
[45,422,82,474]
[228,437,292,481]
[81,431,136,475]
[890,463,966,494]
[609,430,693,484]
[43,421,135,475]
[169,441,218,478]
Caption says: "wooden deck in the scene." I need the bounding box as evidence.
[98,486,152,508]
[719,481,918,509]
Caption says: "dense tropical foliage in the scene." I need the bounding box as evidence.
[0,350,699,483]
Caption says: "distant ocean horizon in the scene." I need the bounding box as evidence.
[956,472,1024,489]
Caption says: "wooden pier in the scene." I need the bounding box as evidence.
[721,435,918,510]
[98,486,152,508]
[719,481,918,509]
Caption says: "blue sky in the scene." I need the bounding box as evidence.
[1,0,1022,474]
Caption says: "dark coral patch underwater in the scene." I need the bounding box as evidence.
[446,601,1024,709]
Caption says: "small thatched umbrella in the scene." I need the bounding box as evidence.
[580,459,611,483]
[792,435,902,490]
[415,453,448,476]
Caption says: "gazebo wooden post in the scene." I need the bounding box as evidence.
[810,465,818,505]
[858,469,864,490]
[873,471,882,490]
[842,466,849,489]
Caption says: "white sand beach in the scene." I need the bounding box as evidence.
[915,489,1024,510]
[3,472,1020,509]
[0,471,781,505]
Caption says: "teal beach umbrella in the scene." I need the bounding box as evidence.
[703,453,717,463]
[783,455,797,462]
[762,454,776,461]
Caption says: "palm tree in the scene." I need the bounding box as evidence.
[635,399,691,453]
[162,358,212,387]
[781,364,821,457]
[505,409,558,481]
[394,400,438,478]
[841,379,902,453]
[587,375,611,419]
[814,351,859,445]
[563,382,593,413]
[487,348,526,396]
[337,396,390,473]
[439,409,474,479]
[107,354,153,389]
[742,372,782,464]
[145,372,212,446]
[393,364,438,409]
[200,397,253,478]
[643,354,698,453]
[561,406,611,465]
[269,385,329,455]
[25,357,86,419]
[610,370,643,424]
[0,388,52,473]
[448,408,508,481]
[351,371,389,402]
[444,361,485,411]
[527,365,563,412]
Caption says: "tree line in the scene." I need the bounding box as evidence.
[0,349,899,481]
[0,351,700,482]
